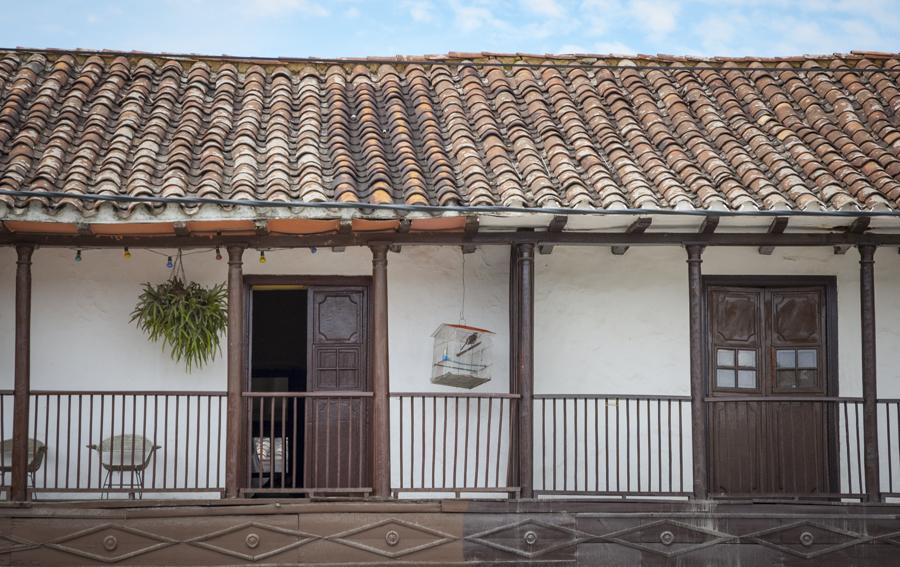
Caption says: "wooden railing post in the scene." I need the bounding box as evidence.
[11,244,33,502]
[686,244,708,499]
[225,245,245,498]
[371,243,391,497]
[514,243,535,498]
[859,244,881,502]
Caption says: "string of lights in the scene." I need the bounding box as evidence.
[70,244,315,265]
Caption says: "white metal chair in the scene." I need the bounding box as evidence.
[88,435,160,499]
[0,438,46,498]
[251,437,286,488]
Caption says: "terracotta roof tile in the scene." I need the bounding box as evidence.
[0,49,899,217]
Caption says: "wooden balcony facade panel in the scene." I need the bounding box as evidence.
[2,501,900,565]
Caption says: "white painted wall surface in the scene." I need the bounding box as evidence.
[1,244,898,497]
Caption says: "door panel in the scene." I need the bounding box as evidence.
[306,286,369,490]
[309,288,367,391]
[707,284,832,497]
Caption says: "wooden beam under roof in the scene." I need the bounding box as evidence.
[390,218,411,253]
[6,229,900,249]
[834,217,871,254]
[173,221,190,237]
[611,217,652,255]
[538,215,568,255]
[758,217,789,255]
[332,219,353,252]
[698,215,719,234]
[462,216,479,254]
[254,219,269,237]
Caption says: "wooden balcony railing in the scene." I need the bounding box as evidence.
[534,394,693,497]
[390,392,520,497]
[0,390,11,494]
[878,399,900,498]
[705,396,866,499]
[17,391,226,497]
[1,388,895,502]
[242,391,373,497]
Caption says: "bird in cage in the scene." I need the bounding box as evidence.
[431,324,494,389]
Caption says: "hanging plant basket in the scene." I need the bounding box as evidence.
[130,255,227,371]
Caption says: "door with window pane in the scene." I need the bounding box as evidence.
[706,284,832,497]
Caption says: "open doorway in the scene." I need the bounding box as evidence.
[250,287,308,491]
[245,278,372,496]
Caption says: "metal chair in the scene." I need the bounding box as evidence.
[88,435,160,499]
[251,437,286,488]
[0,438,46,499]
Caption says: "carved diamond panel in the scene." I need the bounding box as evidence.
[745,521,871,559]
[466,519,594,559]
[599,519,736,558]
[188,521,318,561]
[328,518,455,558]
[45,524,176,563]
[875,530,900,546]
[0,533,37,554]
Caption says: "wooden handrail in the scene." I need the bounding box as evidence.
[390,392,521,399]
[31,390,227,396]
[241,391,373,398]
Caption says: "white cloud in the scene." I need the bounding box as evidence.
[246,0,328,17]
[592,40,637,54]
[580,0,679,38]
[558,43,589,53]
[522,0,565,18]
[450,1,510,33]
[630,0,679,38]
[403,0,435,23]
[692,13,744,54]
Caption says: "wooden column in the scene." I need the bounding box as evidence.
[686,244,708,499]
[514,243,535,498]
[225,245,245,498]
[859,244,881,502]
[11,244,33,502]
[507,247,520,489]
[370,244,390,498]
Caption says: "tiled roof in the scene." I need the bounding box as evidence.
[0,49,899,219]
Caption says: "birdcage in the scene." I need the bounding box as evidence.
[431,323,494,389]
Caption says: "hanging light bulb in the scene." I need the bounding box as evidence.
[123,246,132,259]
[166,256,174,269]
[215,246,222,261]
[75,249,82,262]
[259,250,267,264]
[310,246,318,254]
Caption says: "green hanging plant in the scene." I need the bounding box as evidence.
[130,251,227,372]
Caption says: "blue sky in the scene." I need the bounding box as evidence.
[3,0,898,58]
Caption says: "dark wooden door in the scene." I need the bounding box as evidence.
[305,286,369,490]
[707,284,832,497]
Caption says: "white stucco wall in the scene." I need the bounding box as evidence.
[1,243,898,497]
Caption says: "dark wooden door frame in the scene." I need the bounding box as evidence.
[240,274,374,493]
[701,275,839,495]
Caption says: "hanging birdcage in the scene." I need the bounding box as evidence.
[431,323,494,389]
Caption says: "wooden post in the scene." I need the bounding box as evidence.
[11,244,33,502]
[859,244,881,502]
[507,246,520,489]
[514,243,535,498]
[686,244,708,499]
[225,245,245,498]
[370,243,390,498]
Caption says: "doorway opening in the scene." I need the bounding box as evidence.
[250,287,308,492]
[244,278,372,496]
